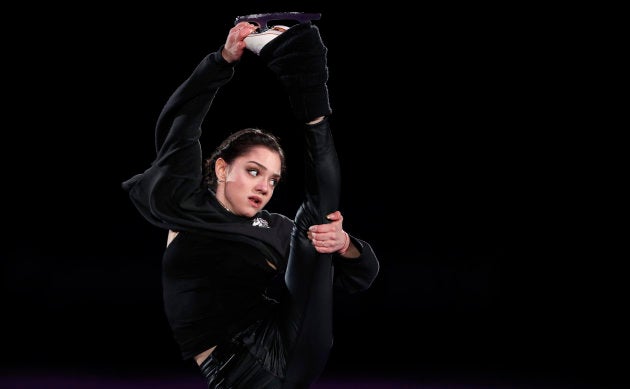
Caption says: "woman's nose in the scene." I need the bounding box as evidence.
[255,179,269,194]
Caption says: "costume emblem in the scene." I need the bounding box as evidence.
[252,217,269,228]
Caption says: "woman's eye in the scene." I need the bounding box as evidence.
[269,179,278,187]
[248,169,259,177]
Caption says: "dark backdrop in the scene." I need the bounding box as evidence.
[2,2,626,388]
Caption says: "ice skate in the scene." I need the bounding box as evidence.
[235,12,321,55]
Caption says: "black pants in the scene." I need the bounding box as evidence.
[200,119,341,389]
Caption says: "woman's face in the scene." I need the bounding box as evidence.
[215,146,282,218]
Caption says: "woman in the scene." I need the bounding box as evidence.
[122,18,379,388]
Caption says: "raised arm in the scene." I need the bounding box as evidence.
[153,23,257,174]
[121,23,259,228]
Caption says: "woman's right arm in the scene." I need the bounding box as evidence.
[152,52,234,176]
[122,24,256,228]
[154,22,257,171]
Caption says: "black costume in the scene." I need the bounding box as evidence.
[122,23,379,388]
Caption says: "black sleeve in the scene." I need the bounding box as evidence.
[332,234,380,293]
[121,48,236,230]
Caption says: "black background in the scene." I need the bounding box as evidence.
[2,2,626,388]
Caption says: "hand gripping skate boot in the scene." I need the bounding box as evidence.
[234,12,321,55]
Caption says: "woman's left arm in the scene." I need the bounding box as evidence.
[307,211,380,293]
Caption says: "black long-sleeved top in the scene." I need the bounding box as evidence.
[122,47,379,359]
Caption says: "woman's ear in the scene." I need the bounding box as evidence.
[215,158,227,182]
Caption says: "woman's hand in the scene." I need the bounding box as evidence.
[222,22,258,63]
[307,211,355,256]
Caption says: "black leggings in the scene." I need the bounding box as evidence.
[200,118,341,389]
